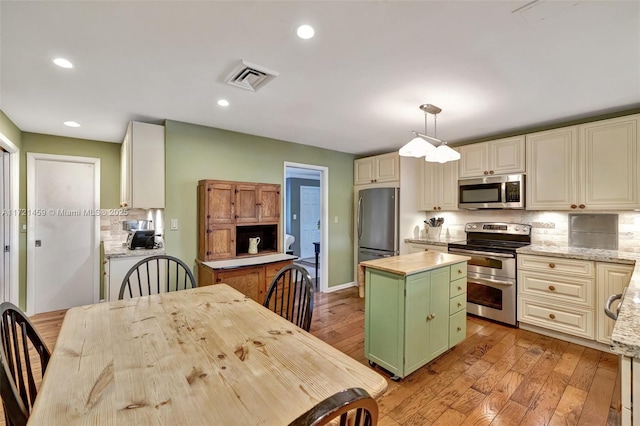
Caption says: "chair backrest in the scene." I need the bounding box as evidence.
[289,387,378,426]
[263,264,314,331]
[119,255,196,300]
[0,302,51,426]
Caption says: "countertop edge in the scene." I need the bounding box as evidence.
[201,253,298,269]
[359,252,470,276]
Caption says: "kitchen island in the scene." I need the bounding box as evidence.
[360,251,470,380]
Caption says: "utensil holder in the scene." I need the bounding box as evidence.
[427,226,442,240]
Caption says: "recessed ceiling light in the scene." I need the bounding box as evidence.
[53,58,73,69]
[63,121,81,127]
[217,99,230,107]
[296,24,315,40]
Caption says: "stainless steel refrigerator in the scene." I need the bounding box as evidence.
[357,187,399,263]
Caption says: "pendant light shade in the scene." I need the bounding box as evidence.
[399,103,460,163]
[399,136,437,157]
[425,144,461,163]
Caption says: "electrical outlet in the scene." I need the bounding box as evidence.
[170,219,178,230]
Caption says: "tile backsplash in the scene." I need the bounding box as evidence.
[420,210,640,253]
[101,209,164,251]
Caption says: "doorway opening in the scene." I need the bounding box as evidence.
[283,162,328,292]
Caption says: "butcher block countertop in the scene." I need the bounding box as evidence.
[359,251,470,276]
[357,252,470,297]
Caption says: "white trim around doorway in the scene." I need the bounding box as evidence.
[0,131,20,307]
[284,161,328,293]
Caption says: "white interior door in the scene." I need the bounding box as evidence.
[299,186,320,259]
[27,153,100,314]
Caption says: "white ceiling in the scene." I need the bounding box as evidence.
[1,1,639,156]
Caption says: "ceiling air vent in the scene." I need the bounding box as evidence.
[224,59,279,92]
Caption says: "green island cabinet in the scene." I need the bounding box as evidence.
[364,261,468,380]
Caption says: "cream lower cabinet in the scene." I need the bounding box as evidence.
[406,243,448,254]
[596,262,634,345]
[527,114,640,210]
[419,157,459,211]
[364,262,467,380]
[518,254,595,339]
[105,255,164,301]
[518,254,634,344]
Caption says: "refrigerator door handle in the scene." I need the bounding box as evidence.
[357,197,363,238]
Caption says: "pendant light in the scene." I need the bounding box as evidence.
[399,104,460,163]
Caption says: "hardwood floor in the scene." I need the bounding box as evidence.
[11,287,621,425]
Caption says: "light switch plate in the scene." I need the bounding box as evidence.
[170,219,178,230]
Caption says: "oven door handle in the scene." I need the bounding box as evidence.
[469,276,514,287]
[448,248,515,259]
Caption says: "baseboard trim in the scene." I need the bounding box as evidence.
[518,322,613,353]
[323,281,356,293]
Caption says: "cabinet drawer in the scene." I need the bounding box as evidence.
[518,297,594,339]
[265,261,293,281]
[451,263,467,280]
[518,255,594,277]
[449,310,467,347]
[449,293,466,315]
[519,271,594,307]
[450,278,467,298]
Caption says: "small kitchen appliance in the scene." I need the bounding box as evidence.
[126,229,156,249]
[447,222,531,326]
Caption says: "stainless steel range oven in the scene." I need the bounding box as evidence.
[448,222,531,326]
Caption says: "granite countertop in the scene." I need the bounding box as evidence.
[404,237,460,247]
[104,245,166,259]
[516,244,640,358]
[359,251,470,276]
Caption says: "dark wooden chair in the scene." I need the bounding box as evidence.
[0,302,51,426]
[119,255,196,300]
[289,387,378,426]
[263,264,314,331]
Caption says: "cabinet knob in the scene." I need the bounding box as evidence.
[433,207,438,211]
[579,204,585,209]
[548,285,556,291]
[216,278,221,283]
[458,270,462,274]
[549,314,556,320]
[426,314,434,321]
[457,327,462,332]
[206,251,212,255]
[206,229,212,234]
[489,170,494,175]
[122,203,128,207]
[457,302,462,308]
[549,263,555,269]
[437,207,442,210]
[570,204,577,209]
[457,286,462,291]
[484,171,489,175]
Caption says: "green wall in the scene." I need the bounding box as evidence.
[0,111,22,148]
[164,120,356,288]
[18,132,120,307]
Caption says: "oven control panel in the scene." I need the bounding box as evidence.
[465,222,531,235]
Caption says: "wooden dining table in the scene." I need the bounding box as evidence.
[29,284,387,425]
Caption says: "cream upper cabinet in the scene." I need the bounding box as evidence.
[120,121,165,209]
[419,156,459,211]
[458,136,525,178]
[527,114,640,210]
[581,115,639,209]
[354,152,399,185]
[596,262,633,345]
[526,126,577,210]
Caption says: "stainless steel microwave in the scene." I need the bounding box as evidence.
[458,174,525,209]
